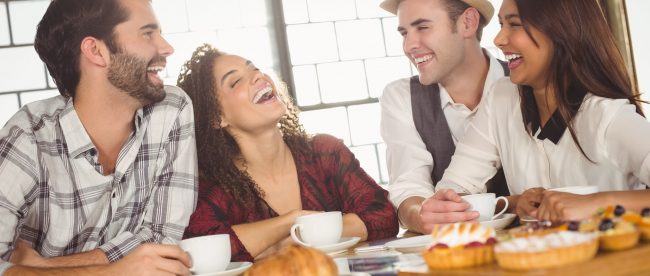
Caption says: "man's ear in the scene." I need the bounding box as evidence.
[459,7,481,39]
[80,37,109,67]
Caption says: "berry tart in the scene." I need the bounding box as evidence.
[597,205,640,251]
[640,207,650,241]
[494,231,598,270]
[422,223,497,269]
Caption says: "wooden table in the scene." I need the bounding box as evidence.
[397,241,650,276]
[336,231,650,276]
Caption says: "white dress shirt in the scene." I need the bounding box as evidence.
[380,52,506,209]
[437,78,650,194]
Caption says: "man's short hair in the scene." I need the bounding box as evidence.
[34,0,129,98]
[442,0,487,41]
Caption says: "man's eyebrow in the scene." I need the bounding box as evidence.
[410,18,431,27]
[139,23,159,31]
[397,18,431,32]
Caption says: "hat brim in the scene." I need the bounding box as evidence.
[379,0,494,23]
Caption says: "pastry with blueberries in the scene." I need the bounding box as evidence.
[639,207,650,241]
[422,222,497,269]
[597,205,641,250]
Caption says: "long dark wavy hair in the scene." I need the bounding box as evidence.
[177,44,310,206]
[514,0,644,159]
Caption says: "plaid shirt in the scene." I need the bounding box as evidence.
[0,85,198,273]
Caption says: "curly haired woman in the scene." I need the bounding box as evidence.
[178,44,398,262]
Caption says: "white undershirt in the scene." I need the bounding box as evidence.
[436,78,650,195]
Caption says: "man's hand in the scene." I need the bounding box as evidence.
[108,243,192,276]
[534,191,601,222]
[515,187,545,218]
[417,189,479,233]
[10,240,49,267]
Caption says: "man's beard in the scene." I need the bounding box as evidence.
[107,49,166,106]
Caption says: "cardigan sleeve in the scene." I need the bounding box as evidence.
[182,180,254,262]
[314,135,399,241]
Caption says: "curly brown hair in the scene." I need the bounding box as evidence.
[177,44,311,207]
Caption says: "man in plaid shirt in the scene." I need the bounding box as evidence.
[0,0,198,275]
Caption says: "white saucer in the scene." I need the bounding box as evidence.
[193,262,252,276]
[385,235,432,253]
[480,213,517,230]
[314,236,361,253]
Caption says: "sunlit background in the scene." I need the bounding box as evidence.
[0,0,648,185]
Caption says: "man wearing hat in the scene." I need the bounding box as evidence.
[379,0,510,234]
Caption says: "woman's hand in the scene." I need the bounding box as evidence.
[534,191,601,222]
[515,187,545,218]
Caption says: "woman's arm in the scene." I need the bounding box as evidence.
[604,105,650,186]
[232,210,315,258]
[435,81,510,194]
[536,190,650,221]
[319,135,399,241]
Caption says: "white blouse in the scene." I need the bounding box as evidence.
[436,78,650,195]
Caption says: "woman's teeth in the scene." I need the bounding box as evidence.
[253,86,273,104]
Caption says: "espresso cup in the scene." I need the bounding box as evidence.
[290,211,342,247]
[180,234,231,274]
[549,185,599,195]
[462,193,509,222]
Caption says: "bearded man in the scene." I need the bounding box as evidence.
[0,0,197,274]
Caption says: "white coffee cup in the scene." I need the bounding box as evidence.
[180,234,231,274]
[462,193,509,222]
[290,211,342,247]
[549,185,599,195]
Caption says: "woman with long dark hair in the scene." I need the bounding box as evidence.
[177,45,398,261]
[432,0,650,222]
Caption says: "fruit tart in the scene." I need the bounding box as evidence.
[509,220,564,237]
[422,222,497,269]
[640,207,650,241]
[597,205,640,250]
[495,231,598,270]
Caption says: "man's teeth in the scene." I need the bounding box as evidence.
[253,86,273,104]
[414,55,433,64]
[505,54,522,61]
[147,66,164,73]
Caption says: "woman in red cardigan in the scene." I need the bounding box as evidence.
[177,44,398,262]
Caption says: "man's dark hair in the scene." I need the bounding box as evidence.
[34,0,129,98]
[443,0,487,41]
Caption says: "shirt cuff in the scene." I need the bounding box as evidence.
[435,181,471,194]
[98,233,143,262]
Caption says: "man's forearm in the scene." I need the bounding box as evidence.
[397,197,426,233]
[40,249,108,268]
[5,263,113,276]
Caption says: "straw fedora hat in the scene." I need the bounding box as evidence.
[379,0,495,23]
